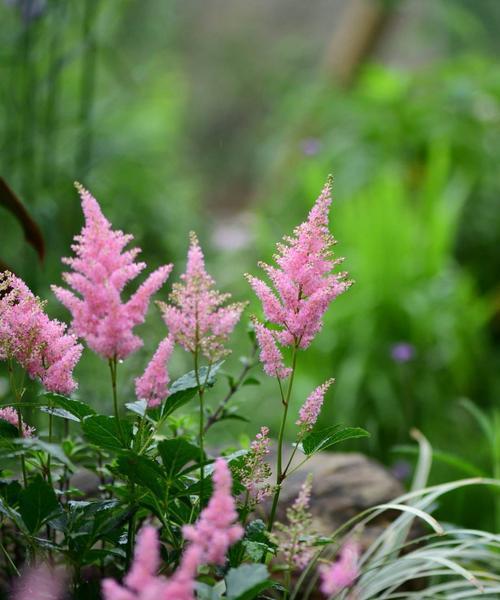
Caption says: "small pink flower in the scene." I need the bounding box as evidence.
[253,321,291,379]
[248,177,351,377]
[320,540,360,597]
[135,336,174,407]
[183,458,243,565]
[0,407,34,437]
[159,232,245,362]
[297,378,335,431]
[52,183,172,360]
[0,272,82,395]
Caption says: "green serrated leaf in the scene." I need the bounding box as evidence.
[162,387,198,418]
[163,363,224,418]
[82,415,131,450]
[116,451,165,497]
[125,399,148,418]
[195,582,223,600]
[40,406,80,422]
[19,474,59,533]
[302,424,370,456]
[158,438,202,479]
[42,393,96,421]
[0,419,20,438]
[225,564,270,600]
[15,438,75,469]
[242,377,260,386]
[242,540,268,561]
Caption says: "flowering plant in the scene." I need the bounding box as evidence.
[0,179,497,600]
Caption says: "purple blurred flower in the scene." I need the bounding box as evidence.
[300,138,323,156]
[390,342,415,363]
[391,459,411,482]
[4,0,46,23]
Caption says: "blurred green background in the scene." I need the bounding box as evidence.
[1,0,499,528]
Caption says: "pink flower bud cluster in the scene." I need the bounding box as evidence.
[320,540,360,597]
[135,335,174,407]
[159,232,245,362]
[0,272,82,395]
[238,426,273,506]
[0,406,34,437]
[247,178,351,377]
[272,476,316,570]
[297,378,335,431]
[52,183,172,360]
[102,459,243,600]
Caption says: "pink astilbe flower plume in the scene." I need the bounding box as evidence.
[238,426,273,507]
[183,457,244,565]
[0,406,34,437]
[271,475,316,570]
[13,563,66,600]
[247,177,351,377]
[320,540,360,597]
[102,459,243,600]
[159,232,246,362]
[0,272,82,395]
[52,183,172,360]
[297,378,335,431]
[135,335,174,407]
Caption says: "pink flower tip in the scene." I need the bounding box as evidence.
[320,540,360,597]
[296,378,335,431]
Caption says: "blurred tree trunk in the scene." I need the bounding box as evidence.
[323,0,395,87]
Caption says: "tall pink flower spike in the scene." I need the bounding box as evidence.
[320,540,360,597]
[52,183,172,360]
[159,232,246,362]
[102,459,243,600]
[0,272,82,395]
[297,378,335,431]
[183,457,244,565]
[247,177,352,377]
[135,335,174,407]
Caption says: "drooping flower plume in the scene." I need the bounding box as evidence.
[183,457,244,565]
[0,272,82,395]
[0,406,34,437]
[52,183,172,360]
[135,335,174,407]
[159,232,246,362]
[102,459,242,600]
[271,475,316,570]
[238,426,273,506]
[247,177,351,377]
[252,320,291,379]
[320,540,360,597]
[297,378,335,431]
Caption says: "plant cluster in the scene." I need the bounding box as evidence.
[0,179,498,599]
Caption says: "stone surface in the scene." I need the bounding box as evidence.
[265,450,405,540]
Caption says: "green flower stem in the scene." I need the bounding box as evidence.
[267,343,299,533]
[194,346,205,504]
[47,397,54,487]
[108,357,125,444]
[8,361,27,487]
